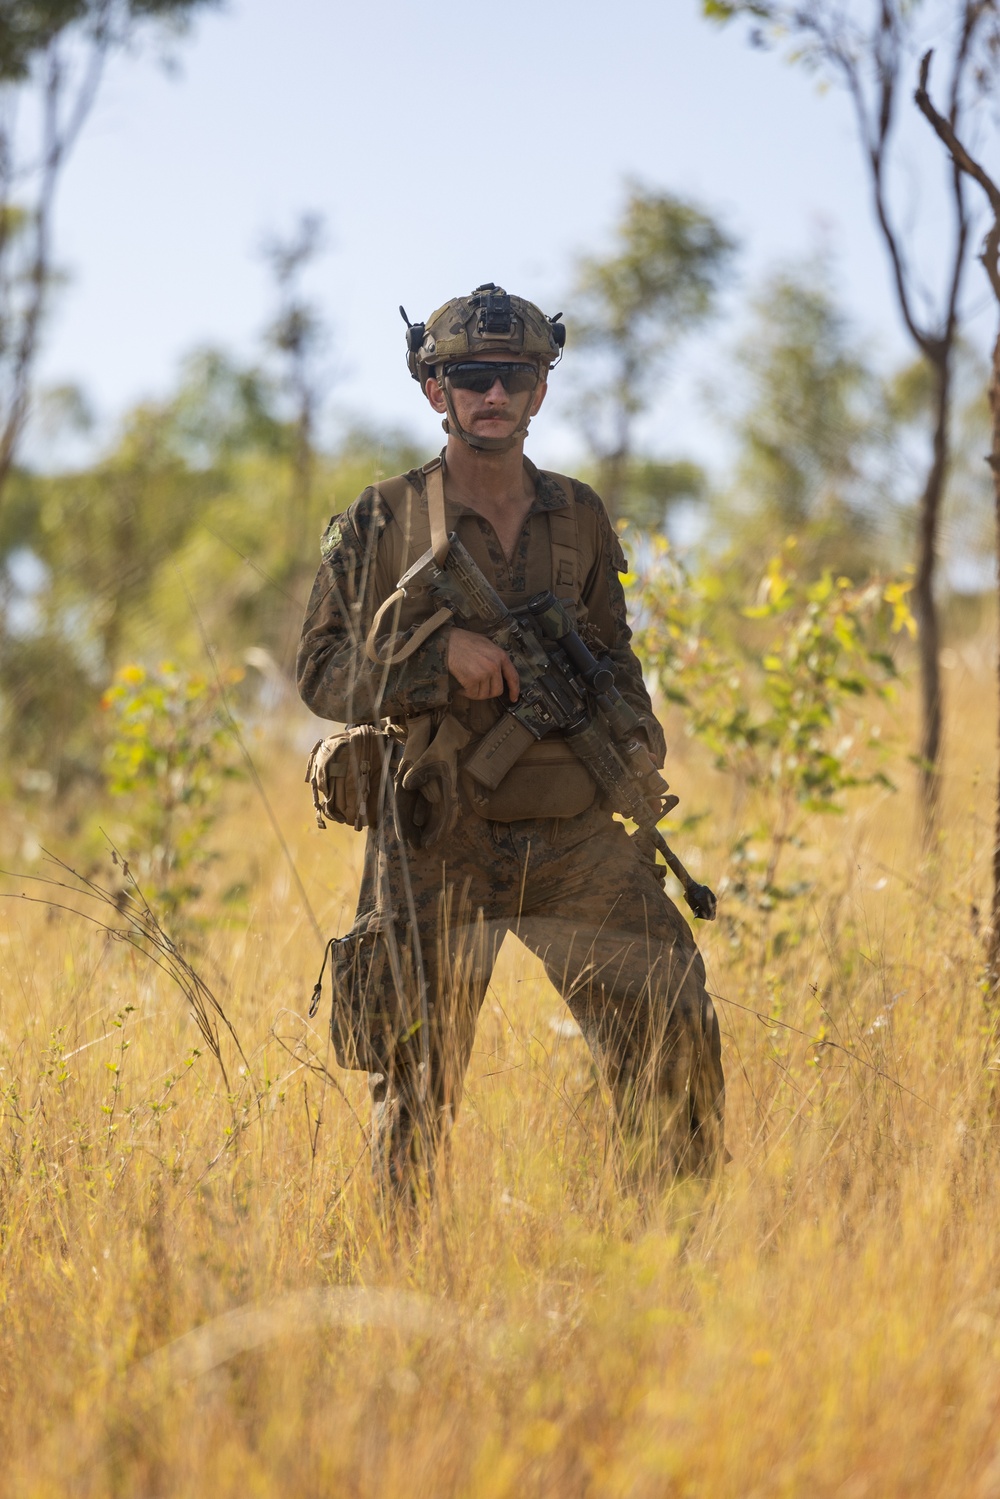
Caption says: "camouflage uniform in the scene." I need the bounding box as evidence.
[297,461,725,1193]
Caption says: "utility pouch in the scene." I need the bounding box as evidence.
[305,724,391,832]
[310,922,419,1073]
[461,734,596,822]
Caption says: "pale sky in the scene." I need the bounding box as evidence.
[28,0,994,476]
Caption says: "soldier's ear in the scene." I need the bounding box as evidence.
[424,375,447,415]
[530,378,548,417]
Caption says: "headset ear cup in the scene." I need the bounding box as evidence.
[551,321,566,349]
[406,323,425,353]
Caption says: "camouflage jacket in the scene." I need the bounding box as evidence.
[296,459,666,765]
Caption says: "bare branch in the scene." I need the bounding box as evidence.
[938,6,980,345]
[814,6,935,357]
[916,48,1000,302]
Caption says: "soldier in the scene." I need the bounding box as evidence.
[297,283,724,1201]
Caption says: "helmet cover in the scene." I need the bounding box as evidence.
[402,283,565,387]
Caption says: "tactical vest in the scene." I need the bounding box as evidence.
[367,455,599,822]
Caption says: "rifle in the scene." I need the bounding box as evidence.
[395,533,717,921]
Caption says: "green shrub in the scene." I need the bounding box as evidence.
[101,660,246,914]
[631,538,915,910]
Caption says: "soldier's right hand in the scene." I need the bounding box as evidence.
[446,628,520,702]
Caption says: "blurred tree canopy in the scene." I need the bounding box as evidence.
[0,346,420,787]
[0,0,209,80]
[715,259,896,576]
[565,182,736,523]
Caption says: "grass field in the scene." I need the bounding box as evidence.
[1,632,998,1498]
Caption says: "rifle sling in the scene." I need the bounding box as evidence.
[545,476,580,599]
[364,591,453,665]
[425,455,450,566]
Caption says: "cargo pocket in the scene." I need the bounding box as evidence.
[311,921,421,1072]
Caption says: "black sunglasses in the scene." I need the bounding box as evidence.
[443,362,539,394]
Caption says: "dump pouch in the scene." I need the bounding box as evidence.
[305,724,391,832]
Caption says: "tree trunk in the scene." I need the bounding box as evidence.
[913,350,952,842]
[987,327,1000,994]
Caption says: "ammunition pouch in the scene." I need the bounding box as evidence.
[305,724,392,831]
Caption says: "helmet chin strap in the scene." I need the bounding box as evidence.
[439,374,538,454]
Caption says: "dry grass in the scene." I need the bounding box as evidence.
[1,635,998,1498]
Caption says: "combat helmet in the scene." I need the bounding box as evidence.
[400,283,566,452]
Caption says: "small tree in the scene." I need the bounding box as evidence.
[915,50,1000,992]
[566,181,735,520]
[102,660,245,915]
[0,0,218,516]
[719,258,896,575]
[260,211,329,568]
[703,0,1000,835]
[633,539,913,917]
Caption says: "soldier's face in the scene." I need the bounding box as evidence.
[425,352,547,441]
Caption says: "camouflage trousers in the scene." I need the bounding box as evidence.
[337,800,725,1199]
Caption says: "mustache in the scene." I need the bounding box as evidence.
[467,394,531,421]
